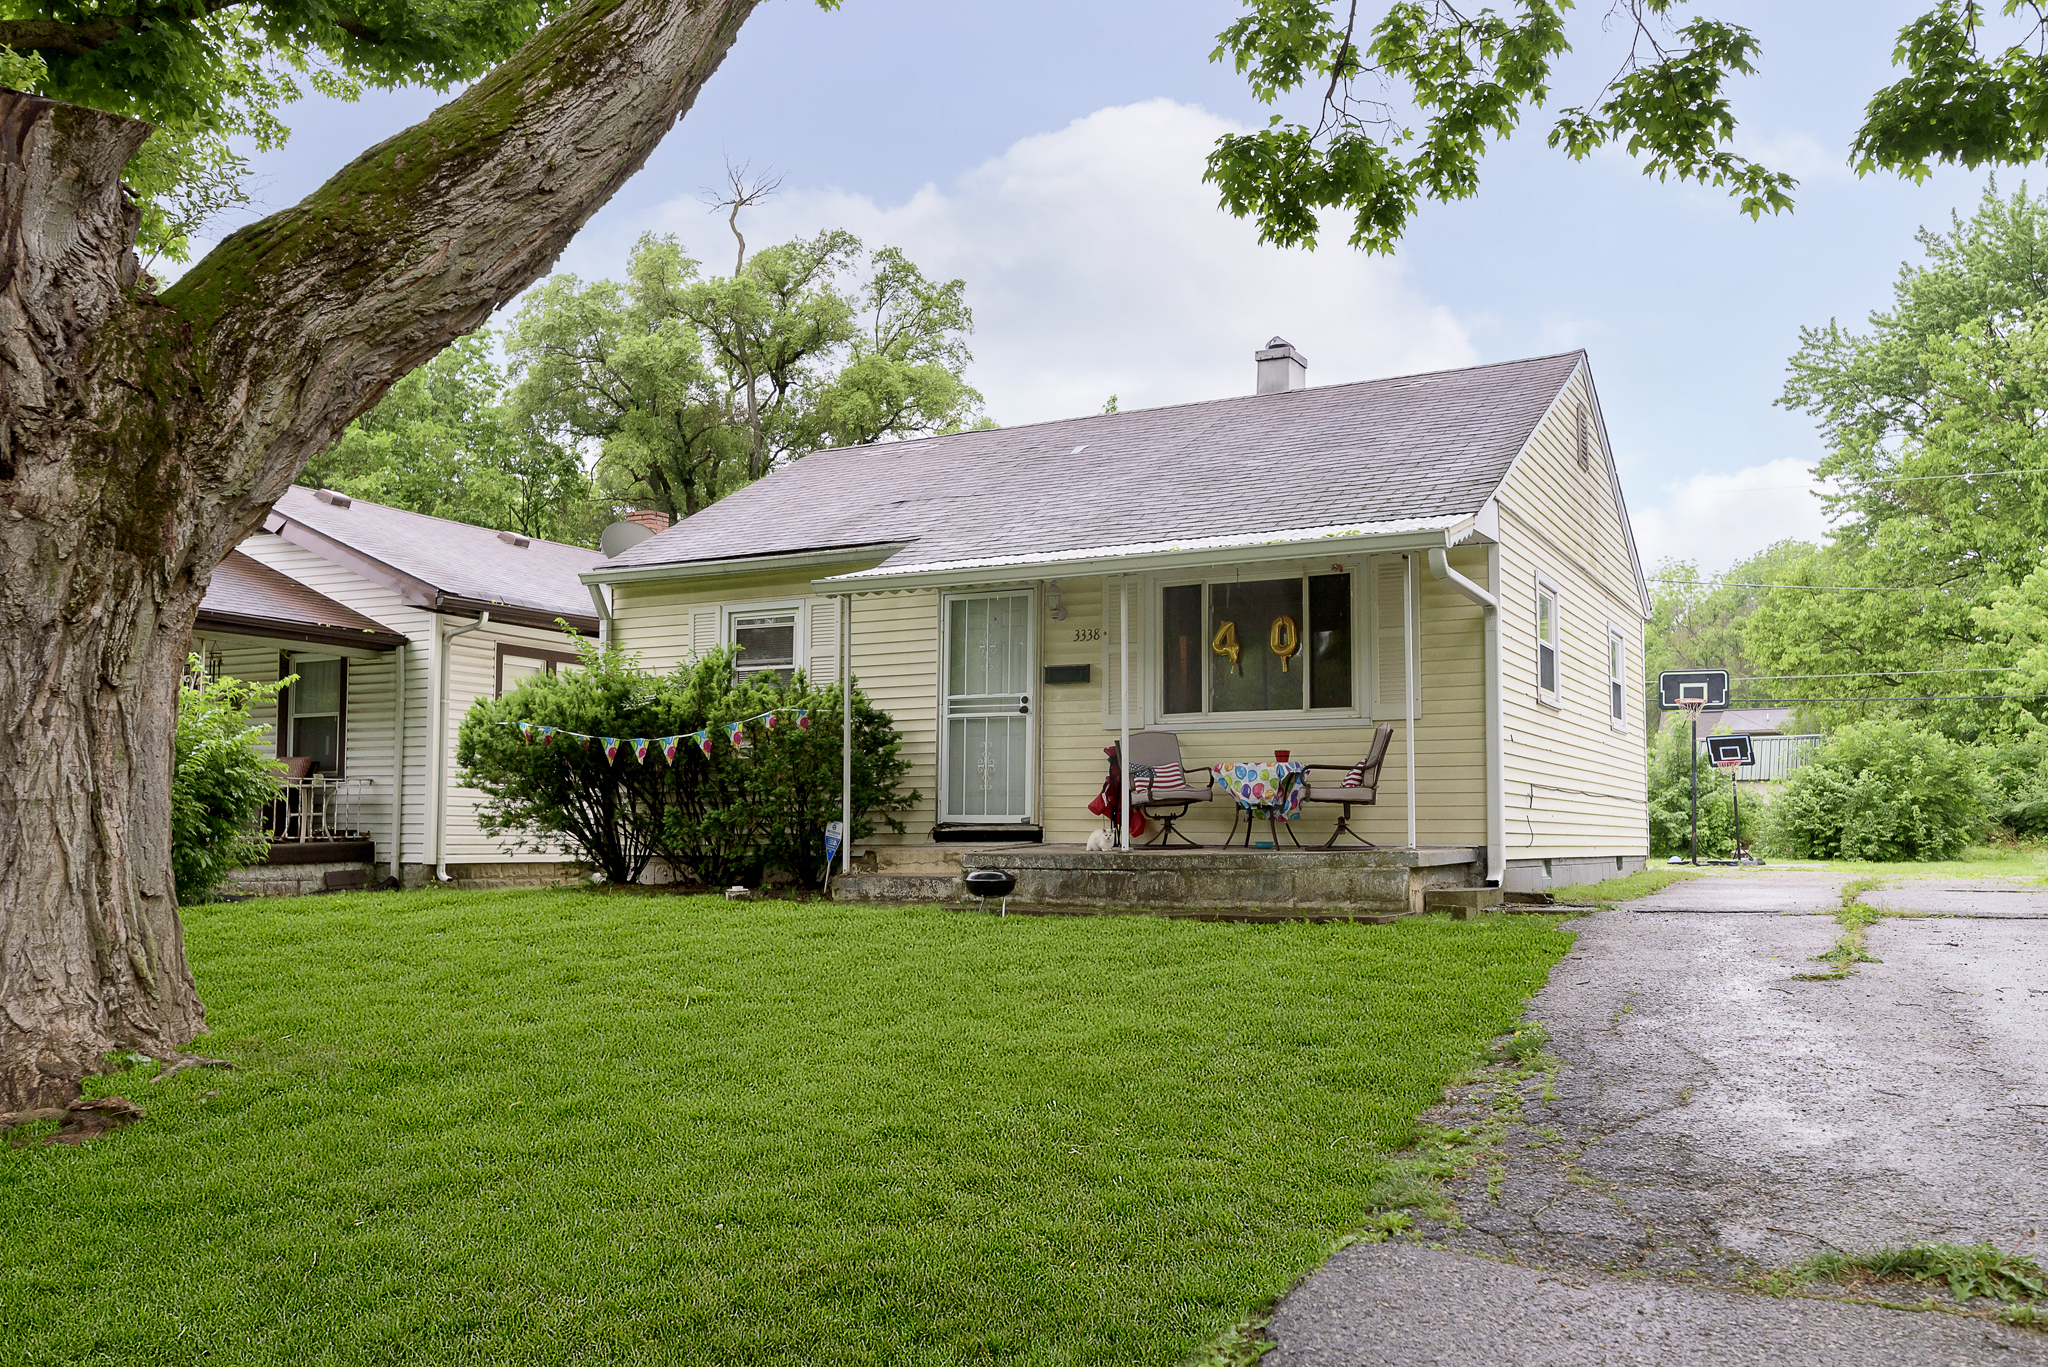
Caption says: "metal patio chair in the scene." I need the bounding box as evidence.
[1301,722,1394,849]
[1124,730,1214,848]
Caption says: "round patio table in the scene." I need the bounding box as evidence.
[1212,760,1307,846]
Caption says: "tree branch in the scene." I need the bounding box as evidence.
[0,0,249,59]
[160,0,766,552]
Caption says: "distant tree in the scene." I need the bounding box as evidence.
[301,332,601,545]
[508,231,982,522]
[1645,541,1820,712]
[1759,183,2048,738]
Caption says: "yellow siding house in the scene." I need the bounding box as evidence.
[586,343,1651,894]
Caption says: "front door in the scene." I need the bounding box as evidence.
[941,591,1034,823]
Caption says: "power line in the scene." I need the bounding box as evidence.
[1644,579,1964,592]
[1666,465,2048,493]
[1639,667,2022,683]
[1670,694,2048,704]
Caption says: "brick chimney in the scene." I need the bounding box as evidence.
[624,508,670,533]
[1256,337,1308,394]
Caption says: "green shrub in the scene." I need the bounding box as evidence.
[1978,730,2048,805]
[457,641,917,887]
[1762,720,1991,861]
[173,663,286,904]
[1646,720,1756,858]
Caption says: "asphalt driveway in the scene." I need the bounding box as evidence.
[1263,869,2048,1365]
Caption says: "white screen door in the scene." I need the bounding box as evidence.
[942,591,1034,822]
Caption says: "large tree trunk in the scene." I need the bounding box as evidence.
[0,0,762,1113]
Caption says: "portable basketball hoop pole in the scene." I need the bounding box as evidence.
[1683,699,1703,865]
[1726,757,1743,861]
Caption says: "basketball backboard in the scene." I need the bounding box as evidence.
[1657,669,1730,710]
[1705,733,1753,766]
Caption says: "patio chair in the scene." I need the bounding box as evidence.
[1302,723,1394,849]
[1123,730,1214,848]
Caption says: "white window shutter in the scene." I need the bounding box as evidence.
[1372,556,1421,720]
[689,606,719,661]
[806,597,839,684]
[1099,582,1148,729]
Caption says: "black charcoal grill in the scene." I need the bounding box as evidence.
[965,867,1017,916]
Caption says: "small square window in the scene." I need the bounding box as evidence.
[732,611,798,686]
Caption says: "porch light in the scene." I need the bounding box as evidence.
[1047,582,1065,621]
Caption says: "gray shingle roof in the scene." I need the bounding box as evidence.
[273,486,604,624]
[600,351,1585,575]
[198,551,409,648]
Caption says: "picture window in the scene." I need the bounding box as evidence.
[1159,572,1352,717]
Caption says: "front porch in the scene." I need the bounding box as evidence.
[832,841,1491,920]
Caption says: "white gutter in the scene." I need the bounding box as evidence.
[586,582,612,645]
[431,611,488,882]
[815,517,1476,592]
[389,641,407,884]
[1429,547,1504,885]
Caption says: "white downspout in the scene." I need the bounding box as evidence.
[389,642,407,884]
[841,592,853,878]
[1404,553,1417,849]
[1119,575,1131,852]
[587,582,612,646]
[431,610,489,882]
[1428,546,1503,885]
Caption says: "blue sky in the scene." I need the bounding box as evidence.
[211,1,2007,573]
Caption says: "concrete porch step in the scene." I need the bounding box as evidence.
[831,872,963,903]
[1424,887,1505,920]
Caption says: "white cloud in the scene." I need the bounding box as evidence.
[632,99,1476,424]
[1629,457,1834,573]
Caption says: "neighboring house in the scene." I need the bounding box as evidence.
[583,343,1652,892]
[193,487,604,891]
[1693,706,1825,785]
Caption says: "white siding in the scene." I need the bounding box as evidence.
[438,616,592,862]
[1493,368,1650,863]
[235,531,597,866]
[237,533,434,864]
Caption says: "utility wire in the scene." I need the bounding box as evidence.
[1642,667,2021,683]
[1665,465,2048,493]
[1643,579,1968,592]
[1665,694,2048,704]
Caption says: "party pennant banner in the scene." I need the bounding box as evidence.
[628,738,651,763]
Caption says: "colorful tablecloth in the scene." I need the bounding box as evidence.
[1212,760,1307,820]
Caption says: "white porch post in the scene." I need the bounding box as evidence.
[1405,552,1417,848]
[1119,574,1131,852]
[841,592,853,876]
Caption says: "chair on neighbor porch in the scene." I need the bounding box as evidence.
[1301,722,1394,849]
[1124,730,1214,848]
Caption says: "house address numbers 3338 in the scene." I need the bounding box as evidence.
[1073,628,1101,642]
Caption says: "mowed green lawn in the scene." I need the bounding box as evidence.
[2,890,1572,1366]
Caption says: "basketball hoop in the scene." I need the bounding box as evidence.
[1714,758,1742,769]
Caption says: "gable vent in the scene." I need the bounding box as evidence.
[497,531,531,548]
[1576,401,1593,471]
[313,488,352,508]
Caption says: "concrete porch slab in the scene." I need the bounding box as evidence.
[837,843,1486,917]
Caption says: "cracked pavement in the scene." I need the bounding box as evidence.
[1264,870,2048,1365]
